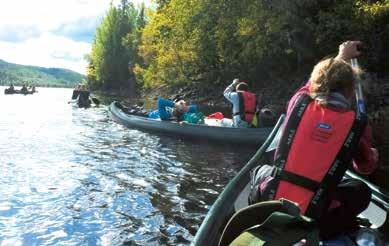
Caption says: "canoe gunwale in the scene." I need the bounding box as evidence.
[192,114,389,245]
[192,115,285,245]
[109,101,273,145]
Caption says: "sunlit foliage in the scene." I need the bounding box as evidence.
[87,1,144,90]
[137,0,389,89]
[88,0,389,91]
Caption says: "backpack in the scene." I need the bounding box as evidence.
[183,112,205,124]
[219,199,319,246]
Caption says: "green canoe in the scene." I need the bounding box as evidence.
[193,115,389,245]
[109,101,273,145]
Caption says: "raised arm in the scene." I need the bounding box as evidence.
[223,78,240,103]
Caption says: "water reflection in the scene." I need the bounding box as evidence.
[0,87,255,245]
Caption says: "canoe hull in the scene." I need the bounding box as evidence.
[109,101,273,145]
[4,89,34,95]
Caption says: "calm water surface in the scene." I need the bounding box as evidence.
[0,87,256,245]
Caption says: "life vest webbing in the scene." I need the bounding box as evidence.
[261,94,311,201]
[277,169,320,192]
[305,116,366,218]
[263,94,367,219]
[235,92,256,122]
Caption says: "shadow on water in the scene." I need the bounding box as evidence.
[2,87,389,245]
[80,132,253,244]
[78,125,254,245]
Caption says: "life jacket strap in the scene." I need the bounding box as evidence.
[236,91,257,122]
[276,169,320,192]
[262,93,367,219]
[262,94,312,202]
[305,116,367,218]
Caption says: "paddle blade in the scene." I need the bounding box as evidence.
[91,97,100,106]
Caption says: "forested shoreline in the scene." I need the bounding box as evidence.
[0,59,84,88]
[86,0,389,97]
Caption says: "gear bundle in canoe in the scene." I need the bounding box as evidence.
[108,101,273,145]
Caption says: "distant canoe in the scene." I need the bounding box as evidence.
[4,88,35,95]
[109,101,273,145]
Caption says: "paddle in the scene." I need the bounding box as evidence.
[350,58,366,116]
[91,97,100,106]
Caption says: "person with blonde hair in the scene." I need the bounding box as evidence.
[249,41,378,240]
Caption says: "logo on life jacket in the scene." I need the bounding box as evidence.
[316,123,332,130]
[312,123,333,143]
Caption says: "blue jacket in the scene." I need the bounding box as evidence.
[148,98,198,121]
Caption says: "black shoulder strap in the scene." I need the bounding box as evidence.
[262,93,368,219]
[274,94,312,168]
[261,94,312,200]
[305,113,367,218]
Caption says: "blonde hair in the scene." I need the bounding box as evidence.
[309,58,357,105]
[236,82,248,91]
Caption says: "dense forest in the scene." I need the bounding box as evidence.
[86,0,389,96]
[0,59,84,87]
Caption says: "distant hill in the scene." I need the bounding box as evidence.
[0,59,84,87]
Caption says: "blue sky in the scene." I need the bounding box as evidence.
[0,0,150,74]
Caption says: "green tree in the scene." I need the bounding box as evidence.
[137,0,389,91]
[87,2,139,90]
[125,3,147,87]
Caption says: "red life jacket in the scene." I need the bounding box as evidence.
[236,91,257,122]
[262,94,366,219]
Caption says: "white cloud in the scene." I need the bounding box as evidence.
[0,0,151,74]
[0,34,90,73]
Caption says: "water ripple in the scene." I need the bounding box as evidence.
[0,87,255,245]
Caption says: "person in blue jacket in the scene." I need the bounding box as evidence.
[148,97,198,121]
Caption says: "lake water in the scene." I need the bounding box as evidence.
[0,87,256,245]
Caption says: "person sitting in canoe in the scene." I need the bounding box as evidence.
[77,84,92,108]
[249,41,379,240]
[29,85,37,93]
[7,84,15,93]
[71,84,81,100]
[148,97,198,121]
[20,84,28,94]
[224,79,257,127]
